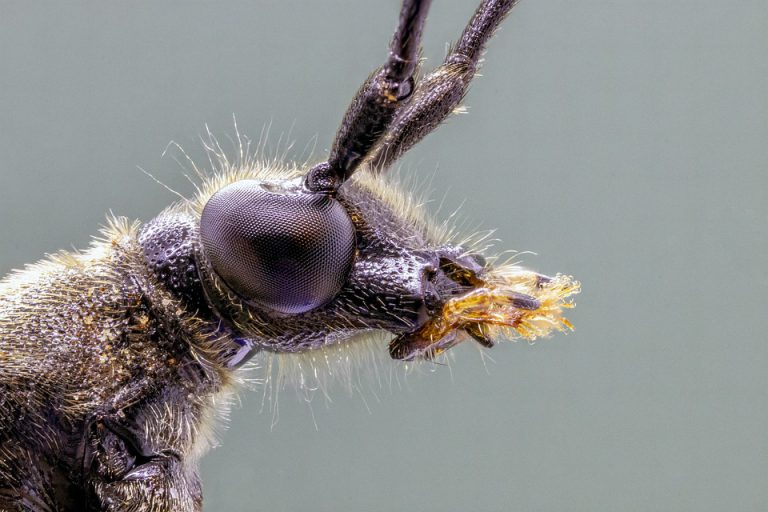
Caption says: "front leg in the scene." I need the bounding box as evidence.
[90,454,202,512]
[82,404,204,512]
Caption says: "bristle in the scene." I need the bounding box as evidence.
[351,169,453,245]
[252,331,391,412]
[483,267,580,342]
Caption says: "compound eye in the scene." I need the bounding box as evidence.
[199,180,356,314]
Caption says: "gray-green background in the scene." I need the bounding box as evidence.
[1,1,766,511]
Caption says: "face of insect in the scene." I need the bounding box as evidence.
[140,163,577,365]
[133,0,578,367]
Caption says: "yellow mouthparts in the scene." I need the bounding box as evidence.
[390,269,580,360]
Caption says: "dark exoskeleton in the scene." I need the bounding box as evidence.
[0,1,577,510]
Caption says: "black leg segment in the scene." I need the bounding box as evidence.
[367,0,519,171]
[306,0,432,193]
[306,0,519,190]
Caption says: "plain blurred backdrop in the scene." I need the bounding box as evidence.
[1,1,766,511]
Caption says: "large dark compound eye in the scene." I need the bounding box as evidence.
[200,180,356,314]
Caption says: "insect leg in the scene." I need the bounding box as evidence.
[367,0,519,170]
[305,0,432,193]
[90,454,203,512]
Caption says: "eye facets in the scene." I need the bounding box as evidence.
[200,181,355,314]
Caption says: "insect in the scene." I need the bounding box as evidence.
[0,0,578,510]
